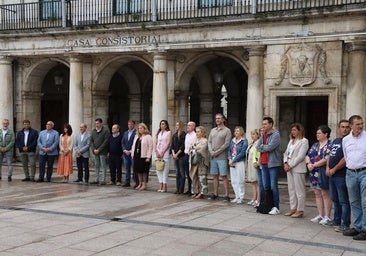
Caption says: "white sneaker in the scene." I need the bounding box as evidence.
[230,198,238,203]
[310,215,323,223]
[253,200,259,208]
[269,207,280,215]
[319,216,331,225]
[247,199,254,205]
[236,199,243,204]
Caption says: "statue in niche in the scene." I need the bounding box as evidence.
[275,44,331,87]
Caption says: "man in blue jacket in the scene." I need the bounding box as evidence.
[15,120,39,182]
[36,121,59,182]
[122,120,136,187]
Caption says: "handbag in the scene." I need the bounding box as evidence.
[191,151,202,165]
[155,159,165,171]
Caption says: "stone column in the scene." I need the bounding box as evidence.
[200,94,214,132]
[345,42,366,119]
[246,46,266,137]
[152,52,168,136]
[129,94,141,123]
[69,56,83,130]
[174,90,189,123]
[0,57,13,126]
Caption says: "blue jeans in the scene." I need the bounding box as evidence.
[94,154,107,182]
[183,154,192,192]
[261,165,280,208]
[346,169,366,232]
[329,175,350,227]
[175,156,186,192]
[257,168,264,196]
[123,154,133,184]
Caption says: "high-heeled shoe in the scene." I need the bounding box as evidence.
[291,211,304,218]
[284,209,297,216]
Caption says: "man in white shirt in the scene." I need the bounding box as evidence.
[342,115,366,240]
[183,121,196,195]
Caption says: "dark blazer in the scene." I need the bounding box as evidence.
[15,128,39,153]
[122,129,136,152]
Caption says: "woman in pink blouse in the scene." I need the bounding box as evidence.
[154,120,172,192]
[131,123,153,190]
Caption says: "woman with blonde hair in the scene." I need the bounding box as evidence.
[283,123,309,218]
[228,126,248,204]
[246,129,261,207]
[131,123,153,190]
[189,126,209,199]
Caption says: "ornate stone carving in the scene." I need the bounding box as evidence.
[275,44,331,87]
[176,55,186,63]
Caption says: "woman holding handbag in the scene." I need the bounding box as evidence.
[154,120,172,192]
[189,126,209,199]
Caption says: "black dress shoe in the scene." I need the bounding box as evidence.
[343,228,360,236]
[30,178,35,182]
[183,191,191,195]
[122,183,131,187]
[73,179,82,183]
[353,231,366,240]
[22,178,31,182]
[8,176,12,182]
[35,179,44,183]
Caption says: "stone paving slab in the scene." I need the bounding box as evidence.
[0,166,365,255]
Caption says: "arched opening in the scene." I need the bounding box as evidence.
[108,61,153,129]
[41,63,70,133]
[188,56,248,131]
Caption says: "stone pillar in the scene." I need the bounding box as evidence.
[345,42,366,119]
[21,91,43,131]
[152,52,168,136]
[174,90,189,123]
[129,94,141,123]
[246,46,266,137]
[69,56,83,130]
[200,94,214,132]
[0,57,13,126]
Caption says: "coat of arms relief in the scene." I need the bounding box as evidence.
[275,44,331,87]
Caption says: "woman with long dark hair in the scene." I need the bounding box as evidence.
[56,124,74,182]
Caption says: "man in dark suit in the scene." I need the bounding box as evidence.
[122,120,136,187]
[73,123,91,184]
[15,120,39,182]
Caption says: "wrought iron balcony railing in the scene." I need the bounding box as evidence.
[0,0,365,31]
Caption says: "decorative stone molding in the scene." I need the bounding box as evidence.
[248,46,266,57]
[21,91,43,100]
[275,44,331,87]
[345,42,366,52]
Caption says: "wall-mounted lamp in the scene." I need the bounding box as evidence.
[53,71,64,86]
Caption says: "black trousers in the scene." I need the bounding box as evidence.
[76,156,89,182]
[109,154,122,183]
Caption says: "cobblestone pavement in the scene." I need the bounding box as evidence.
[0,165,365,256]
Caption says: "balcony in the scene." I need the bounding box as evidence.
[0,0,365,31]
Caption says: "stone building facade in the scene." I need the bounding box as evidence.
[0,0,365,152]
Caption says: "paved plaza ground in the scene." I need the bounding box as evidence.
[0,165,365,256]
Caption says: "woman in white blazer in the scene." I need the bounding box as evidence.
[283,123,309,218]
